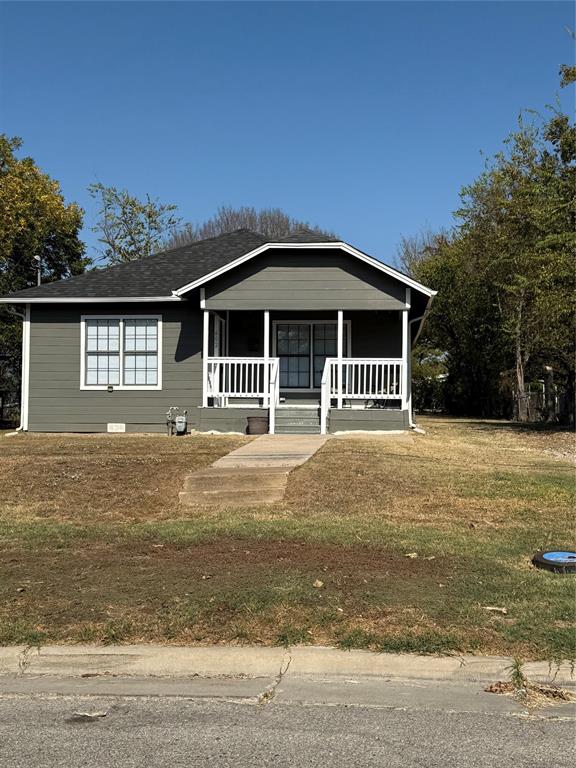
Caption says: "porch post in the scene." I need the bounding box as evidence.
[401,288,410,410]
[263,310,270,408]
[337,310,344,409]
[202,309,210,407]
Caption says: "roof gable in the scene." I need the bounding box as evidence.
[173,241,436,299]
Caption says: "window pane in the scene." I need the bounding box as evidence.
[86,351,119,386]
[86,320,119,355]
[125,319,158,353]
[123,337,158,385]
[146,370,157,385]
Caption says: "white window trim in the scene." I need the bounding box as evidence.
[271,319,352,392]
[80,314,163,391]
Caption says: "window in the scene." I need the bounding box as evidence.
[85,319,120,386]
[82,316,161,389]
[274,321,350,390]
[123,319,158,385]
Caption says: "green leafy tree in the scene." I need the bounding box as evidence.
[401,75,575,421]
[0,135,87,416]
[89,183,181,264]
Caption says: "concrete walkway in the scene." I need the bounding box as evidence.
[179,434,328,506]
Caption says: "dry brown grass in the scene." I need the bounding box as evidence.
[0,420,574,658]
[0,432,248,522]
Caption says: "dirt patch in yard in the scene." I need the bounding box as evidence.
[1,538,456,647]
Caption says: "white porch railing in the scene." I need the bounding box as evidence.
[320,358,403,434]
[205,357,280,432]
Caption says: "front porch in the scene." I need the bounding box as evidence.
[200,309,410,434]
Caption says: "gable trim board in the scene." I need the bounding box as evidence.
[172,242,437,299]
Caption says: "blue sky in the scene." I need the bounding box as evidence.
[0,1,573,266]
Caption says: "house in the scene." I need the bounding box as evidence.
[0,229,436,435]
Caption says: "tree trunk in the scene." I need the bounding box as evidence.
[515,342,529,422]
[513,294,530,423]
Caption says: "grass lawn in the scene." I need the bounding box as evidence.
[0,419,574,660]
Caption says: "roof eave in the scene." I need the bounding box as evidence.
[0,295,183,304]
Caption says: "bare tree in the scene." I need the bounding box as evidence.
[397,228,450,277]
[165,206,336,249]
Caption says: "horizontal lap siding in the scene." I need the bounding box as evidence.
[28,303,202,432]
[329,408,409,432]
[198,407,263,433]
[205,251,407,310]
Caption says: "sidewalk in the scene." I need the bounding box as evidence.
[0,644,574,716]
[0,645,576,718]
[1,643,574,683]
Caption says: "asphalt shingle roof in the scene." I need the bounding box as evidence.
[275,228,340,243]
[0,228,428,302]
[1,229,268,300]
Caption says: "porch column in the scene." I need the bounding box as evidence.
[202,309,210,407]
[337,310,344,409]
[401,290,410,409]
[263,310,270,407]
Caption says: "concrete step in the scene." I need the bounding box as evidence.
[277,406,320,410]
[275,425,321,434]
[187,466,290,480]
[275,418,320,427]
[183,470,289,492]
[179,488,285,506]
[276,413,320,421]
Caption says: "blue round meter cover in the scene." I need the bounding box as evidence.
[542,551,576,563]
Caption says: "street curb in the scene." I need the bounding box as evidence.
[0,645,574,686]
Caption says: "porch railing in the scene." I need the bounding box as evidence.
[320,358,403,434]
[205,357,280,430]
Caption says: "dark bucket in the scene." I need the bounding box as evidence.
[247,416,269,435]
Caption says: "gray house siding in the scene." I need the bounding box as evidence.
[328,408,408,432]
[205,251,407,311]
[198,407,263,433]
[28,301,203,433]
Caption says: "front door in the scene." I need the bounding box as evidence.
[275,322,347,392]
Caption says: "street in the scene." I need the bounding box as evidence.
[1,680,574,768]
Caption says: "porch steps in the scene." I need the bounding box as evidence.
[182,467,289,492]
[274,407,321,435]
[180,467,289,506]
